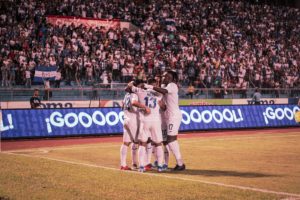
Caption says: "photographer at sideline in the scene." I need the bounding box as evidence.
[30,89,41,108]
[186,83,196,99]
[252,88,262,105]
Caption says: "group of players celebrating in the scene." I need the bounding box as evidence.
[120,70,185,172]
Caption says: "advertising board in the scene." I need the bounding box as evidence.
[1,105,299,139]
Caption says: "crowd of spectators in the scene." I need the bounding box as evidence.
[0,0,299,92]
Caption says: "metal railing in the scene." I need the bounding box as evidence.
[0,86,299,101]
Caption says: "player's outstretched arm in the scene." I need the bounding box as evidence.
[125,81,135,92]
[143,84,168,95]
[132,100,151,114]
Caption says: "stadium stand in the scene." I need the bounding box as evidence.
[0,0,299,95]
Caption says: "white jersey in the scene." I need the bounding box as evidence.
[123,92,139,120]
[164,82,182,118]
[160,97,167,121]
[132,86,162,121]
[132,86,163,143]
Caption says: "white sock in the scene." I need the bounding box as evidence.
[146,143,152,165]
[120,144,128,167]
[164,145,170,166]
[152,146,157,162]
[131,143,138,166]
[156,145,164,166]
[168,140,183,166]
[138,145,146,167]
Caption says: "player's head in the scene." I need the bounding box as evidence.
[154,75,162,86]
[147,78,157,87]
[163,70,178,85]
[133,79,144,88]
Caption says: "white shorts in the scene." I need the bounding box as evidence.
[123,118,139,143]
[139,120,163,143]
[166,116,182,136]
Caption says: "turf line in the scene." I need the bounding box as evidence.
[4,144,120,153]
[2,151,300,198]
[180,134,300,144]
[4,133,300,153]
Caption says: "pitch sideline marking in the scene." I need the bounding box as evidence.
[2,151,300,198]
[5,133,300,153]
[5,144,120,153]
[181,134,300,144]
[182,131,300,137]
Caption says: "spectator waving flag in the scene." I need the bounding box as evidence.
[34,66,57,83]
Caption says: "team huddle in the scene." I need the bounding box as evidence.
[120,70,186,172]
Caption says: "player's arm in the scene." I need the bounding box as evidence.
[143,83,176,95]
[153,86,168,94]
[132,100,150,114]
[142,84,168,94]
[158,99,166,111]
[127,81,142,94]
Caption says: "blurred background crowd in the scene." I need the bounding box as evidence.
[0,0,299,93]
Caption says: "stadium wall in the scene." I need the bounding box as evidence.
[0,98,291,109]
[1,105,299,139]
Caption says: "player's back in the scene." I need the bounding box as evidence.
[133,87,162,121]
[123,92,139,120]
[143,89,162,121]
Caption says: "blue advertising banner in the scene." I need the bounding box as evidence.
[1,105,299,139]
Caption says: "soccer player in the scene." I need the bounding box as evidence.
[143,70,186,171]
[153,75,169,170]
[160,90,170,169]
[120,81,150,170]
[129,78,166,172]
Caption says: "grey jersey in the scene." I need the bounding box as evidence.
[252,92,262,102]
